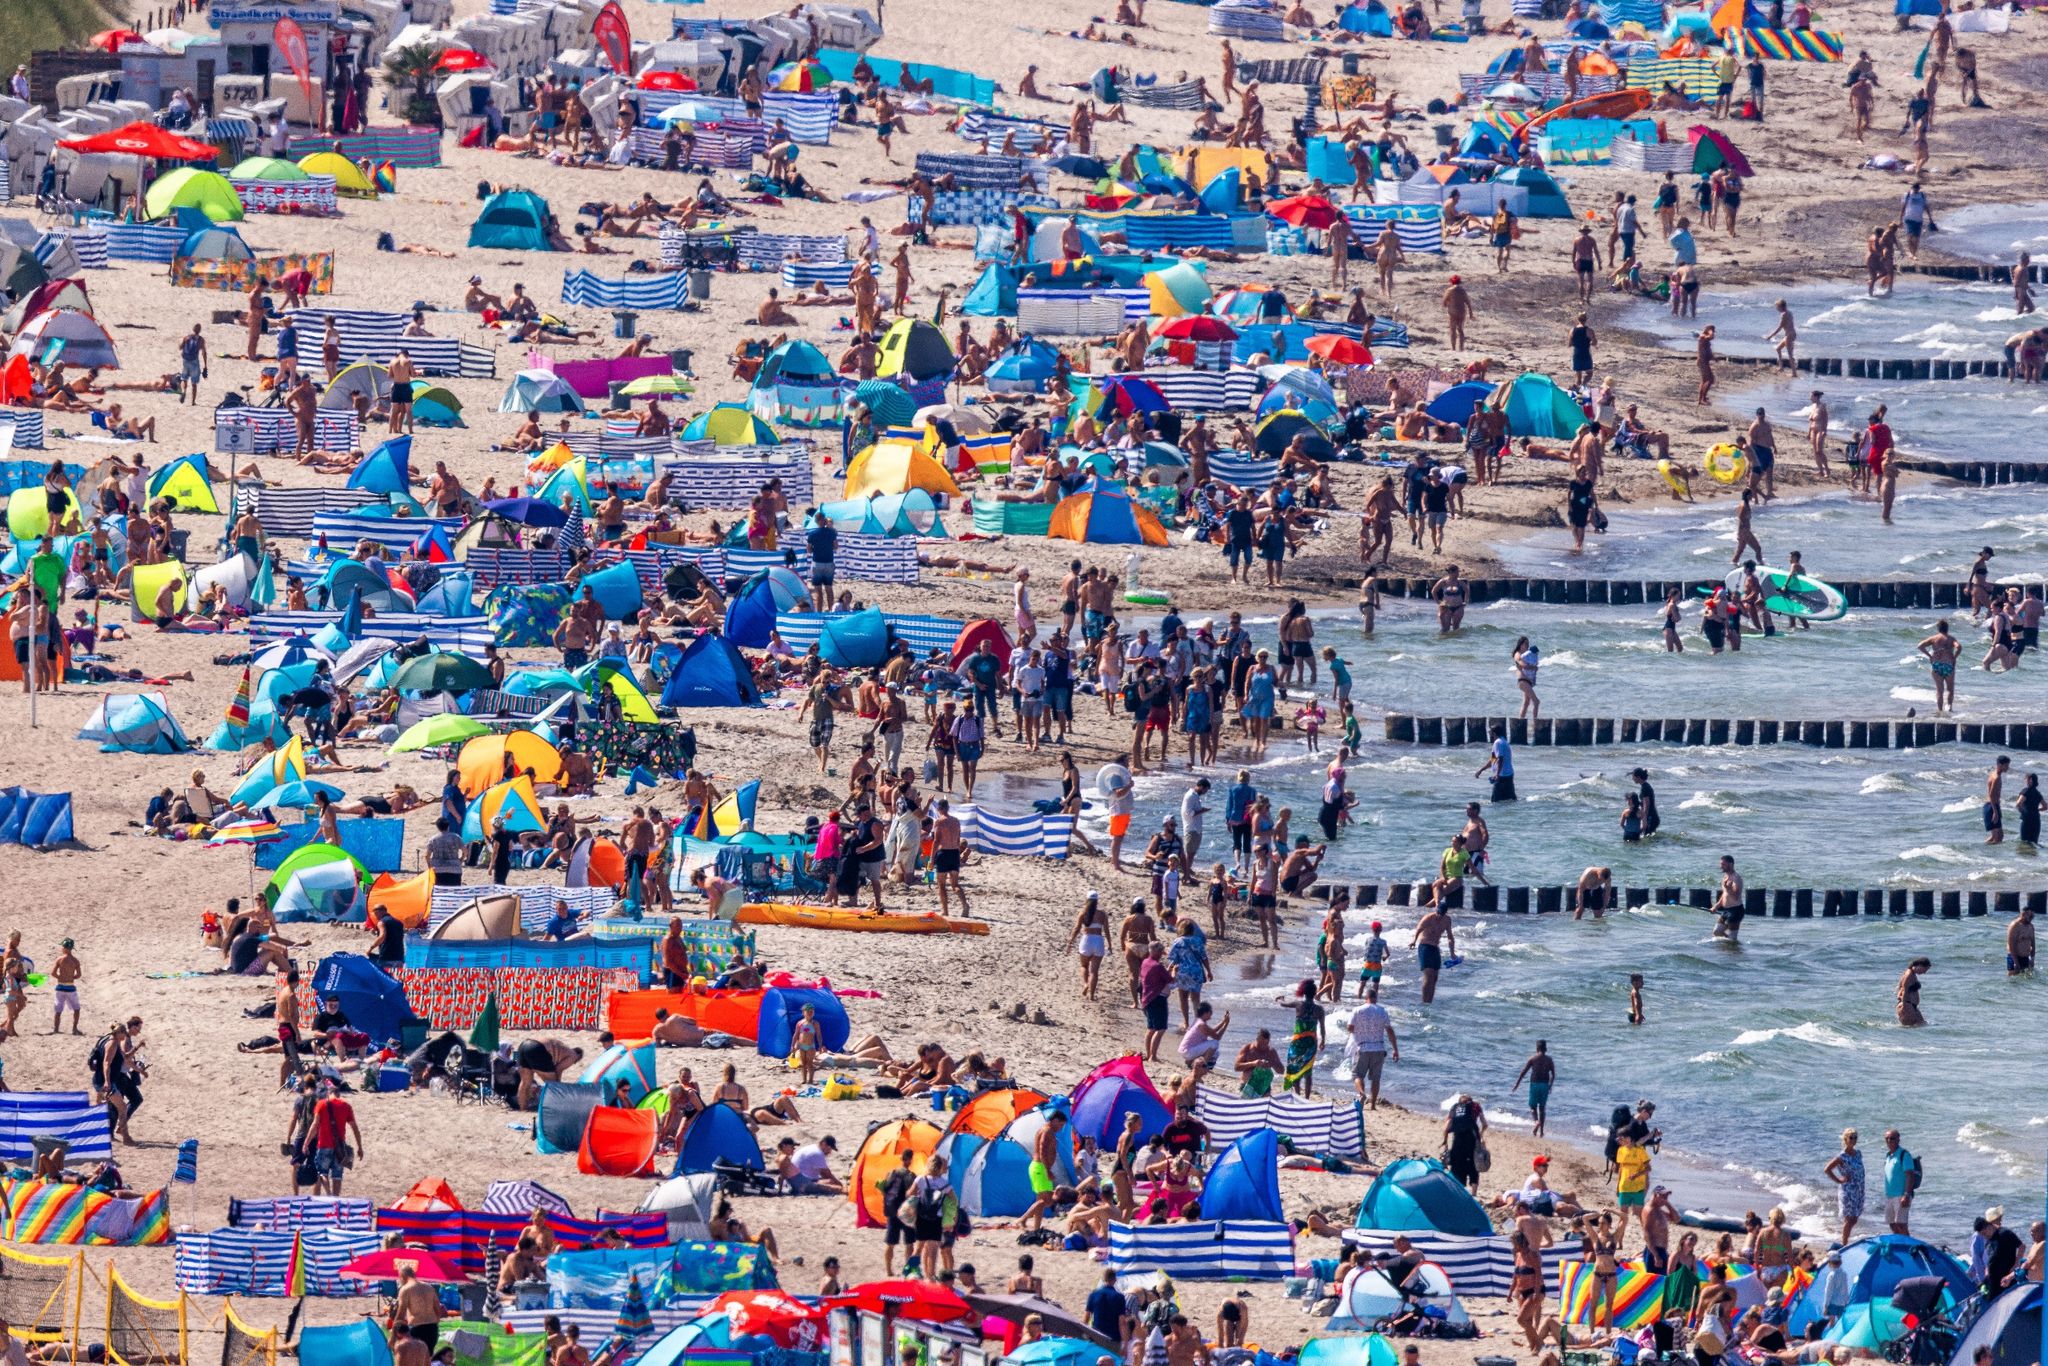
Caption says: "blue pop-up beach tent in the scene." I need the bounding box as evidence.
[659,634,762,708]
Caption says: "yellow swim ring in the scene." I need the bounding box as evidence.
[1656,460,1687,496]
[1703,442,1748,485]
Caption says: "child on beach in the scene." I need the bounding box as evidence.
[1206,863,1237,938]
[1295,699,1326,752]
[1357,920,1389,1000]
[1621,792,1643,842]
[1340,700,1362,753]
[1322,647,1352,706]
[790,1002,821,1085]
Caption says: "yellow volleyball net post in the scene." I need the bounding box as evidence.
[0,1245,84,1359]
[218,1297,279,1366]
[102,1263,187,1366]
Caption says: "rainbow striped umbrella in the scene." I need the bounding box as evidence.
[206,818,285,847]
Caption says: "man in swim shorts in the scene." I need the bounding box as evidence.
[2007,904,2035,976]
[1713,855,1745,941]
[50,938,82,1034]
[1747,407,1776,500]
[1410,904,1455,1004]
[1513,1040,1556,1137]
[1019,1108,1068,1233]
[1986,755,2010,845]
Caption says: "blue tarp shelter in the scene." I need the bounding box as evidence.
[722,576,780,649]
[754,987,850,1058]
[77,692,190,753]
[0,788,73,848]
[309,953,413,1046]
[675,1102,765,1175]
[658,634,762,708]
[1201,1129,1284,1223]
[1354,1156,1493,1236]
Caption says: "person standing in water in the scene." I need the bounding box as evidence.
[2006,904,2034,976]
[1628,973,1645,1025]
[2017,775,2045,849]
[1895,957,1929,1026]
[1410,903,1456,1004]
[1713,855,1745,941]
[1512,638,1541,721]
[1918,621,1959,714]
[1477,725,1517,803]
[1986,755,2011,845]
[1513,1040,1555,1137]
[1632,769,1661,837]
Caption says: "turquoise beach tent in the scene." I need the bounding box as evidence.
[1786,1235,1971,1336]
[815,490,945,538]
[1298,1336,1397,1366]
[77,692,190,753]
[1498,372,1589,439]
[658,634,762,708]
[1004,1340,1105,1366]
[1354,1156,1493,1236]
[815,606,890,668]
[580,559,645,620]
[579,1041,659,1104]
[1496,165,1571,218]
[468,189,555,250]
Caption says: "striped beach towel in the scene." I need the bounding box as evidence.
[1107,1220,1296,1279]
[1122,78,1208,109]
[0,1092,112,1161]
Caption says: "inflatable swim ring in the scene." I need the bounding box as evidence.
[1656,459,1688,497]
[1124,591,1171,606]
[1703,443,1747,485]
[1096,763,1133,798]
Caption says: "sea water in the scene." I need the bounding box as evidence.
[1493,482,2048,580]
[1936,201,2048,267]
[1717,370,2048,464]
[1629,279,2028,362]
[1110,721,2047,1236]
[1319,599,2042,721]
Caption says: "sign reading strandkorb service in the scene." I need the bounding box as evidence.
[206,4,338,28]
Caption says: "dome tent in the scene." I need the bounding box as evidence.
[958,1103,1077,1218]
[298,152,378,197]
[145,168,244,221]
[78,691,190,753]
[815,607,890,668]
[8,310,119,369]
[1945,1281,2039,1366]
[1067,1055,1170,1145]
[229,155,309,181]
[875,318,956,381]
[1200,1128,1284,1222]
[844,438,961,501]
[469,188,554,249]
[676,1103,764,1175]
[750,339,843,427]
[1786,1235,1971,1337]
[1048,478,1168,547]
[849,1119,941,1226]
[814,490,945,538]
[499,370,584,413]
[1328,1265,1471,1333]
[1499,372,1589,439]
[659,634,762,708]
[1495,165,1571,218]
[755,987,849,1058]
[682,403,779,446]
[1354,1156,1492,1236]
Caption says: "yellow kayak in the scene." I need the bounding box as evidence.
[736,903,990,935]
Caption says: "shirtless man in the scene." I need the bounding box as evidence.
[1696,325,1716,405]
[1441,275,1474,351]
[1461,804,1491,884]
[1713,855,1745,942]
[393,1266,445,1353]
[1918,620,1959,714]
[1747,407,1777,499]
[2007,905,2035,976]
[1327,214,1353,287]
[1986,755,2011,846]
[1572,866,1612,921]
[1806,391,1831,477]
[1373,223,1404,297]
[931,800,970,917]
[1361,477,1396,566]
[50,939,82,1035]
[1410,903,1455,1003]
[1766,299,1797,370]
[387,350,415,436]
[756,290,800,327]
[275,967,303,1088]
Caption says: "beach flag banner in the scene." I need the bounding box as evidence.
[593,1,633,73]
[1731,26,1843,58]
[174,1139,199,1184]
[272,18,315,112]
[1558,1260,1665,1329]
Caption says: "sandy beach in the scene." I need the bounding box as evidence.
[2,0,2046,1356]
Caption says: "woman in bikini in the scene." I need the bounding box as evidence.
[1064,892,1110,1000]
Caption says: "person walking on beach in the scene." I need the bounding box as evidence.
[49,939,82,1035]
[1441,275,1474,351]
[1346,985,1396,1109]
[1918,621,1959,714]
[1881,1129,1919,1235]
[1713,855,1744,942]
[1896,957,1929,1026]
[1823,1129,1865,1245]
[1766,300,1797,371]
[1512,1040,1555,1137]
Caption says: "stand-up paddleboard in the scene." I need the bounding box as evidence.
[1722,565,1848,621]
